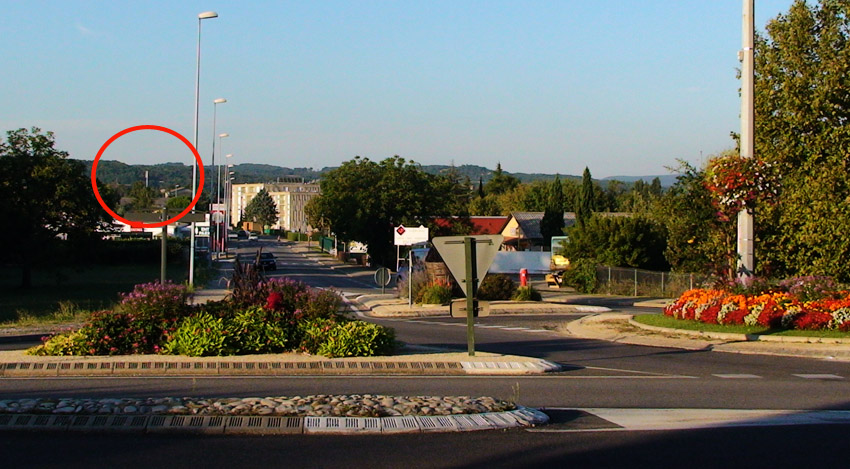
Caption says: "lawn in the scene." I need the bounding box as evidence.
[633,313,850,339]
[0,263,188,323]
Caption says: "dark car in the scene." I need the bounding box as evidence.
[256,252,277,271]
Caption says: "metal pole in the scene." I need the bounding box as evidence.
[464,237,477,357]
[160,209,168,284]
[737,0,755,278]
[190,17,203,287]
[408,249,413,308]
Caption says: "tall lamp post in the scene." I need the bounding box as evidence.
[738,0,755,277]
[210,99,226,255]
[190,10,218,287]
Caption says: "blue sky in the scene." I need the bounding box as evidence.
[0,0,795,178]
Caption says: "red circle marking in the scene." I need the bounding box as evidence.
[90,125,204,229]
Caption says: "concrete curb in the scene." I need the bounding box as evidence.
[0,406,549,435]
[627,317,850,345]
[0,357,562,378]
[356,297,609,318]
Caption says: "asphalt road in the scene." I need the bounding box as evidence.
[4,239,850,468]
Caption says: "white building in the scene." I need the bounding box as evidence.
[231,180,320,232]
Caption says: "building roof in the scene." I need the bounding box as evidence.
[505,212,580,241]
[431,216,509,235]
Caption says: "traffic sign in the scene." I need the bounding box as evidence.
[432,235,503,296]
[394,225,429,246]
[374,267,391,287]
[450,299,490,318]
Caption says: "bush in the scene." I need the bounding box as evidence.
[477,274,516,300]
[417,279,453,304]
[27,330,89,356]
[562,258,598,293]
[316,320,396,358]
[161,312,231,356]
[78,310,176,355]
[227,306,296,353]
[297,317,341,354]
[118,281,191,319]
[513,285,542,301]
[398,268,428,300]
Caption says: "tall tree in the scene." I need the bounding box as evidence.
[306,156,455,266]
[540,175,565,244]
[0,128,112,287]
[484,163,520,196]
[243,188,279,228]
[754,0,850,280]
[576,167,595,228]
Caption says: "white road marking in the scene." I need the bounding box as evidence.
[793,374,843,380]
[529,408,850,432]
[713,374,762,379]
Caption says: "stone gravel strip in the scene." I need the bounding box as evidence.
[0,395,548,434]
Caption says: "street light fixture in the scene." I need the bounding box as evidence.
[190,10,218,287]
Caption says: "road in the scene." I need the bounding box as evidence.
[3,238,849,468]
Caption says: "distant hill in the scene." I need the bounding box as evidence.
[601,174,680,188]
[82,159,677,190]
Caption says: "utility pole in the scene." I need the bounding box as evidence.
[738,0,755,278]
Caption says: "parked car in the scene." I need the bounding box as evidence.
[256,252,277,271]
[237,230,248,240]
[248,232,258,241]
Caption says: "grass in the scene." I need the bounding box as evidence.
[634,314,850,339]
[0,263,188,325]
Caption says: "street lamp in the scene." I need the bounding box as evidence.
[210,99,226,255]
[190,10,218,287]
[214,133,229,255]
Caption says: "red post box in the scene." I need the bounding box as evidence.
[520,268,528,286]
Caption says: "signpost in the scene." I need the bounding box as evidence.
[433,235,503,356]
[374,267,391,294]
[394,225,429,307]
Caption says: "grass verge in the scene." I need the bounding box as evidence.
[633,314,850,339]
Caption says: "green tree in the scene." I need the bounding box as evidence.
[576,167,595,228]
[306,156,456,266]
[540,176,565,244]
[166,195,192,212]
[0,128,112,287]
[564,215,668,271]
[128,181,155,210]
[751,0,850,280]
[484,163,520,196]
[243,188,279,228]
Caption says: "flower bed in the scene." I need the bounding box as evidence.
[29,278,396,358]
[665,286,850,331]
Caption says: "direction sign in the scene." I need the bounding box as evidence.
[432,235,503,296]
[394,225,429,246]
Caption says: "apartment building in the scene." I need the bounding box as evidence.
[230,179,320,233]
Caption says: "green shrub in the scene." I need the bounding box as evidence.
[316,321,396,358]
[478,274,517,300]
[398,268,428,300]
[161,312,231,356]
[78,310,175,355]
[513,285,542,301]
[118,281,191,319]
[298,317,341,354]
[26,330,89,356]
[562,258,598,293]
[417,280,453,304]
[228,306,295,353]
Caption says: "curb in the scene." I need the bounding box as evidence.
[0,358,561,378]
[628,317,850,345]
[0,406,549,435]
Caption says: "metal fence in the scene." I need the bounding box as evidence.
[595,265,712,298]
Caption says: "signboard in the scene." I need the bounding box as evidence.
[194,225,210,237]
[450,299,490,318]
[432,235,503,296]
[394,225,429,246]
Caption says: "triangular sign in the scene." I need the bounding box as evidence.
[432,235,503,296]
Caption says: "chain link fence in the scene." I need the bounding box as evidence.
[595,265,712,298]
